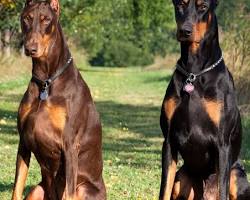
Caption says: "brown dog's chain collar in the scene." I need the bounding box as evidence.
[32,56,73,100]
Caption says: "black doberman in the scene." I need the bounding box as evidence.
[159,0,243,199]
[12,0,106,199]
[171,161,250,200]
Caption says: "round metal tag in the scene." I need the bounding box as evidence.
[40,90,49,100]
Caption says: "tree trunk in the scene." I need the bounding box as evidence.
[0,31,3,56]
[20,45,25,57]
[4,29,11,57]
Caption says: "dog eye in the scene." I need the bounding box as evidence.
[41,16,51,25]
[198,4,208,12]
[177,1,187,11]
[23,15,32,25]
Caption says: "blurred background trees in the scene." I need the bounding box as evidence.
[59,0,176,67]
[0,0,249,68]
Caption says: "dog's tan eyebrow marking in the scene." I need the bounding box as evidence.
[196,0,204,6]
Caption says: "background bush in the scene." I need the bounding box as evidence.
[0,0,249,68]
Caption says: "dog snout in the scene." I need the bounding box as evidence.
[25,42,38,56]
[179,25,193,38]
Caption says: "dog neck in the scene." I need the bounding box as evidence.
[31,23,71,81]
[179,14,222,73]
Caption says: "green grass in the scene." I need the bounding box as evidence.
[0,66,249,199]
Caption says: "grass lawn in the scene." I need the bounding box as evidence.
[0,66,249,199]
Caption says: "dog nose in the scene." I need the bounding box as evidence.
[180,27,193,37]
[25,43,38,56]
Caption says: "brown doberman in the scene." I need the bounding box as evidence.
[11,0,106,199]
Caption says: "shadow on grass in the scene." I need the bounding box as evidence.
[143,74,172,84]
[0,182,13,192]
[96,101,162,138]
[0,93,22,104]
[0,109,17,135]
[96,101,162,168]
[0,182,33,196]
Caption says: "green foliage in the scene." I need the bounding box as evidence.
[0,0,22,31]
[219,2,250,104]
[91,40,154,67]
[0,0,249,67]
[60,0,176,66]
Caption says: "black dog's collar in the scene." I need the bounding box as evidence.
[176,56,223,84]
[31,56,73,100]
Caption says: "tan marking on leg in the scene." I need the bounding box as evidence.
[202,99,222,127]
[76,185,87,200]
[163,160,177,200]
[187,190,195,200]
[164,98,177,124]
[230,169,238,200]
[172,174,194,200]
[45,104,67,132]
[25,185,45,200]
[172,181,181,200]
[12,155,29,200]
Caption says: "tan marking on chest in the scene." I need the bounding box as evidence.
[45,104,67,132]
[202,99,223,127]
[164,98,177,123]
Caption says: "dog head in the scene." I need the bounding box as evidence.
[172,0,218,43]
[21,0,60,58]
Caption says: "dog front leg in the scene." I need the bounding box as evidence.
[11,142,31,200]
[218,146,230,200]
[64,145,78,200]
[159,140,177,200]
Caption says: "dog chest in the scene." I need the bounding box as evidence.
[19,100,67,154]
[165,95,223,130]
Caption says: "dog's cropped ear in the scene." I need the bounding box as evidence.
[50,0,60,16]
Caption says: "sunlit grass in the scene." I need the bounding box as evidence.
[0,65,249,199]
